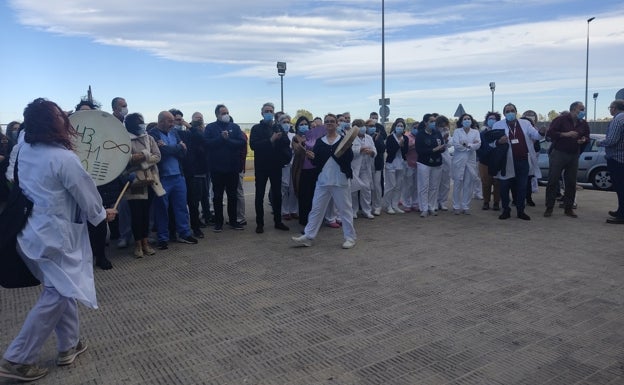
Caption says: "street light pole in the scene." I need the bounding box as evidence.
[585,17,595,111]
[277,62,287,112]
[593,92,599,121]
[381,0,386,123]
[489,82,496,112]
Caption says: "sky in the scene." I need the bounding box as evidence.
[1,0,623,129]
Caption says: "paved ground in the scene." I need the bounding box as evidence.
[1,181,623,384]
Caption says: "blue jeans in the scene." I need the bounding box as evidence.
[155,174,191,242]
[499,158,529,214]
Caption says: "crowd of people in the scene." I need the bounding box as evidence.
[1,96,623,381]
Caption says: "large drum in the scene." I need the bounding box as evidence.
[69,110,131,186]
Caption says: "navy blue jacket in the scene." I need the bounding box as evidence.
[204,120,246,174]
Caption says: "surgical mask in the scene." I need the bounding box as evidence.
[411,128,418,136]
[339,122,349,130]
[505,112,516,121]
[173,125,183,131]
[395,126,404,135]
[281,123,290,132]
[428,122,436,130]
[577,111,586,120]
[487,118,496,128]
[298,125,309,134]
[367,126,376,135]
[462,120,472,129]
[220,114,230,123]
[262,112,274,122]
[359,126,366,135]
[128,123,146,136]
[120,107,128,117]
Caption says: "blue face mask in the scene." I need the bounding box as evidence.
[428,122,436,130]
[487,118,496,128]
[298,125,309,134]
[281,123,290,132]
[359,126,366,135]
[577,111,586,120]
[367,126,376,135]
[339,122,349,130]
[462,120,472,129]
[263,112,274,122]
[395,126,404,135]
[505,112,516,122]
[411,128,418,136]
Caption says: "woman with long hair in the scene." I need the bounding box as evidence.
[0,98,116,382]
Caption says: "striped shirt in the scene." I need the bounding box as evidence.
[603,112,624,163]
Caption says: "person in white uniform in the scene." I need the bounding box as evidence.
[384,118,409,214]
[451,114,481,214]
[0,99,117,382]
[350,119,377,219]
[292,114,356,249]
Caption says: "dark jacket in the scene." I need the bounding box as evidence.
[249,120,292,172]
[311,136,354,179]
[204,120,246,174]
[415,129,445,167]
[178,126,209,177]
[373,125,387,171]
[482,129,508,176]
[385,133,409,163]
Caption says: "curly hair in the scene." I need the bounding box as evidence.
[23,98,76,150]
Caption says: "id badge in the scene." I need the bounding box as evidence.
[511,139,519,144]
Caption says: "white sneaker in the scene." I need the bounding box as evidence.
[116,239,128,249]
[439,204,449,211]
[420,211,429,218]
[291,235,312,247]
[363,212,375,219]
[373,208,381,216]
[430,210,438,216]
[342,239,356,249]
[394,207,405,214]
[386,208,396,215]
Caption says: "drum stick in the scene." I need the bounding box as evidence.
[112,181,131,211]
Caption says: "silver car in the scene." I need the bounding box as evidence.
[538,134,612,191]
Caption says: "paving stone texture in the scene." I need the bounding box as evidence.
[1,182,623,384]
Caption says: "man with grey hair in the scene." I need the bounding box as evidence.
[602,99,624,224]
[544,101,590,218]
[249,102,291,233]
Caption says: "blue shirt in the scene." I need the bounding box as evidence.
[150,129,185,177]
[603,112,624,163]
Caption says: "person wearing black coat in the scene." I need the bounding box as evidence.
[383,118,409,214]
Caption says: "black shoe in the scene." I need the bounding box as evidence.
[238,220,248,226]
[544,208,553,217]
[275,222,290,231]
[157,241,168,250]
[230,223,244,230]
[193,229,205,238]
[482,202,490,210]
[526,199,536,207]
[178,235,198,244]
[606,217,624,224]
[169,236,178,243]
[517,212,531,220]
[564,209,578,218]
[608,210,619,217]
[198,222,208,229]
[492,203,500,211]
[95,257,113,270]
[498,209,511,220]
[213,225,223,233]
[559,202,578,209]
[255,225,264,234]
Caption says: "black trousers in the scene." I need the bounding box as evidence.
[297,168,319,226]
[128,198,151,241]
[211,171,238,226]
[255,168,282,226]
[88,220,107,260]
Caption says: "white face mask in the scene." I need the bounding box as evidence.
[120,107,128,117]
[220,114,230,123]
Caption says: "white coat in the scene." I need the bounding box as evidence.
[17,142,106,309]
[451,128,481,182]
[492,119,542,180]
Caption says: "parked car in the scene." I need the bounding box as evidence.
[537,134,612,191]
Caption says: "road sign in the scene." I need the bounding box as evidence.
[454,103,466,118]
[379,98,390,106]
[616,88,624,100]
[379,105,390,118]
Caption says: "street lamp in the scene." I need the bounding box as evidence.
[489,82,496,112]
[593,92,599,121]
[585,17,595,111]
[277,61,286,112]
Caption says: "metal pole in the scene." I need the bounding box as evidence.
[491,89,494,112]
[585,17,595,110]
[381,0,386,123]
[594,98,597,121]
[280,75,284,112]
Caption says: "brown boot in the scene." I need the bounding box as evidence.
[564,208,578,218]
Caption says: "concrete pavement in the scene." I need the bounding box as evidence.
[1,182,623,384]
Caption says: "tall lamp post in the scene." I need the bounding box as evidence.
[593,92,599,121]
[277,61,286,112]
[489,82,496,112]
[585,17,595,111]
